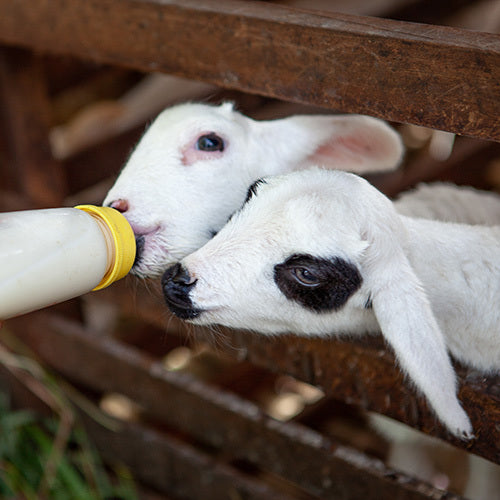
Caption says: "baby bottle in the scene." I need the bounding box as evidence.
[0,205,136,320]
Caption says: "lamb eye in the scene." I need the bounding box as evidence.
[196,133,225,152]
[291,267,321,287]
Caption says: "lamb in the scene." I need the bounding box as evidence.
[103,102,500,278]
[103,102,403,277]
[161,168,500,438]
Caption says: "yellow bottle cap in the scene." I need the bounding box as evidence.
[75,205,136,290]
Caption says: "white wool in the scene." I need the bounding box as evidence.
[394,183,500,225]
[174,169,500,438]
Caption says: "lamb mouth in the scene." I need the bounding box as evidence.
[167,303,203,321]
[164,294,204,320]
[133,235,146,267]
[130,225,162,270]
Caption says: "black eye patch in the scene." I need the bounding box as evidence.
[274,254,362,312]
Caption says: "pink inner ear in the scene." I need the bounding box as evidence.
[311,135,382,166]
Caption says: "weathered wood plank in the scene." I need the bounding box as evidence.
[0,1,499,140]
[0,365,296,500]
[4,313,466,500]
[80,416,298,500]
[0,47,66,205]
[93,280,500,465]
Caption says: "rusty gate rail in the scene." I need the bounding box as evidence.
[0,0,499,140]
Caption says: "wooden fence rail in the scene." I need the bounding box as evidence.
[5,312,466,500]
[0,0,499,140]
[0,1,499,498]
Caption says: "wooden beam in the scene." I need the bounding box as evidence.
[0,1,499,140]
[92,280,500,466]
[0,47,66,206]
[0,367,297,500]
[5,313,467,500]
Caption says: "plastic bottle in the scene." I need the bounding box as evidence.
[0,205,136,320]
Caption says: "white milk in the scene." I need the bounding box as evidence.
[0,206,136,319]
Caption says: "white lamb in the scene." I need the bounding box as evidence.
[161,168,500,438]
[103,103,500,278]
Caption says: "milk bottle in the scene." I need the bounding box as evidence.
[0,205,136,319]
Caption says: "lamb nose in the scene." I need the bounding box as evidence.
[162,264,201,320]
[108,199,129,213]
[168,263,196,286]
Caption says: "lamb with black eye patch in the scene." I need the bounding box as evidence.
[161,168,500,440]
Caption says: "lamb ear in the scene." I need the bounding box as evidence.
[364,238,472,438]
[269,114,404,174]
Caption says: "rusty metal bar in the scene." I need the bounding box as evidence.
[0,1,499,140]
[5,312,465,499]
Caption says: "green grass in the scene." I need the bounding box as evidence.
[0,393,138,499]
